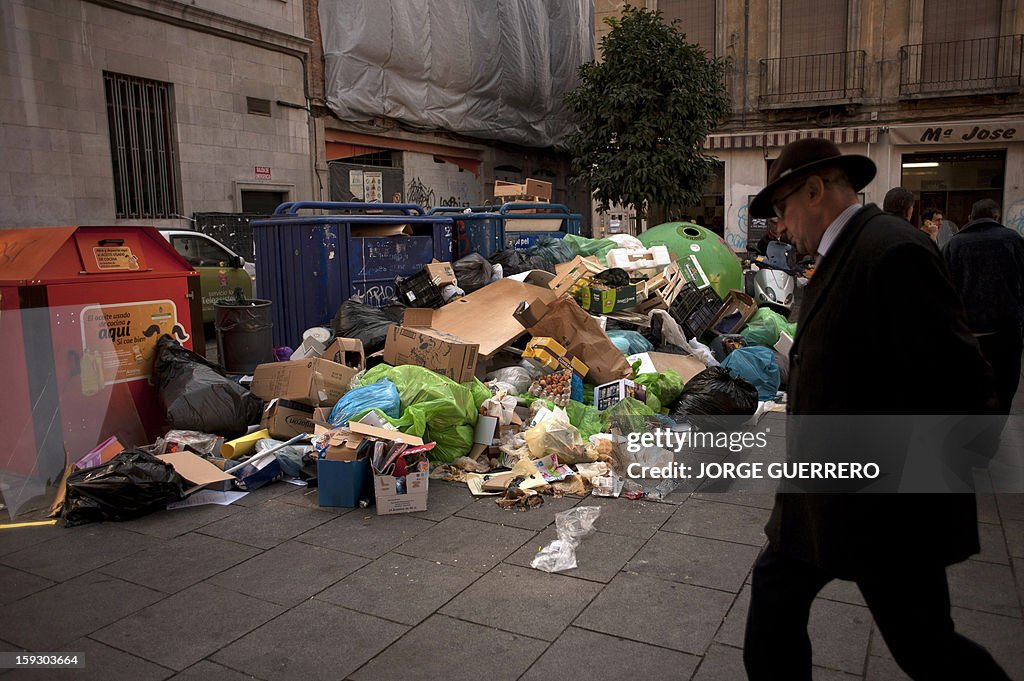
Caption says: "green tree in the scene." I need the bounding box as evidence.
[565,5,730,222]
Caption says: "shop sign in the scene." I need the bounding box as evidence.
[890,121,1022,145]
[80,300,189,388]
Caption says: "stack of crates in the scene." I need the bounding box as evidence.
[669,283,724,339]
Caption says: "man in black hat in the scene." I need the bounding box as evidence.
[743,138,1008,680]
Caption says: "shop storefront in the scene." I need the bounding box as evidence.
[706,119,1024,252]
[887,119,1023,232]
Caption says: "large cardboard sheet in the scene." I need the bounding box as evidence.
[428,279,557,356]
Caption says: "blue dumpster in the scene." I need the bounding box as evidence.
[430,203,581,259]
[253,202,453,347]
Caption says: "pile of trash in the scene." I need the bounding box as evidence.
[52,232,794,551]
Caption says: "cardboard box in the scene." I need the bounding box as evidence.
[522,337,589,377]
[576,283,639,314]
[374,464,429,515]
[250,358,359,407]
[383,309,479,383]
[261,399,317,440]
[595,379,648,411]
[425,260,457,287]
[493,178,552,200]
[313,416,425,509]
[320,338,365,370]
[707,290,758,336]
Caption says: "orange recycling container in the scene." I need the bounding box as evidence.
[0,226,201,508]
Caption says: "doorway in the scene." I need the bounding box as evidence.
[900,150,1005,228]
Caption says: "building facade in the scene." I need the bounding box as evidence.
[598,0,1024,248]
[1,0,315,229]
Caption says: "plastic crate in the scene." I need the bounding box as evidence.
[669,283,724,339]
[395,270,444,308]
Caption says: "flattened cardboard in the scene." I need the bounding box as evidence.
[250,358,359,406]
[428,278,558,357]
[157,451,235,487]
[320,338,365,370]
[261,399,316,440]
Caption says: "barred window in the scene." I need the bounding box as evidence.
[104,73,181,219]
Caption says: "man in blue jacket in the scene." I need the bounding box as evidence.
[943,198,1024,414]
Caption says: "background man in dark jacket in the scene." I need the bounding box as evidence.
[743,138,1008,680]
[882,186,914,222]
[943,198,1024,414]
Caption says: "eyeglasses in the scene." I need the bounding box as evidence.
[772,179,809,219]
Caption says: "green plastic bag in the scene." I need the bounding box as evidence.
[566,400,604,439]
[634,370,685,414]
[600,397,656,433]
[360,364,489,463]
[562,234,618,265]
[740,308,798,347]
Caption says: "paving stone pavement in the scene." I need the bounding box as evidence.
[1,412,1022,679]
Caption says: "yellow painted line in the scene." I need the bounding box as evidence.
[0,520,58,529]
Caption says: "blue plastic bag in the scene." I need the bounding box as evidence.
[327,379,400,427]
[607,330,654,355]
[721,346,780,401]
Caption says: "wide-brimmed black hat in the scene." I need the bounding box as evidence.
[749,138,876,219]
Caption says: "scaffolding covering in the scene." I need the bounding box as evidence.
[319,0,594,149]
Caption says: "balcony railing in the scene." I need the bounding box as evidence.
[759,50,865,107]
[900,35,1023,96]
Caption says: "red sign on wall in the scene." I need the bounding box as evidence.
[255,166,272,179]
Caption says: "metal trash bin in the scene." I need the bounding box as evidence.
[214,299,273,374]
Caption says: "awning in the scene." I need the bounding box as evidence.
[706,126,880,150]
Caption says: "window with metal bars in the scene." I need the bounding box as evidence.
[104,72,182,219]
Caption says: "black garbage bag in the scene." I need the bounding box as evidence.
[592,267,631,288]
[153,335,263,438]
[489,249,555,276]
[332,296,398,354]
[62,449,186,526]
[453,253,495,293]
[526,237,575,265]
[670,367,758,430]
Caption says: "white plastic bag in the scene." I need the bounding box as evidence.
[531,506,602,572]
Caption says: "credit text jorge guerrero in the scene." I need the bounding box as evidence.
[626,461,881,480]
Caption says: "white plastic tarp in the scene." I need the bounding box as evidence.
[319,1,594,148]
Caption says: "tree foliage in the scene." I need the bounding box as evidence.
[565,5,730,218]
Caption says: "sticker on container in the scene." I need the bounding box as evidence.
[690,244,701,252]
[80,300,189,386]
[93,246,140,271]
